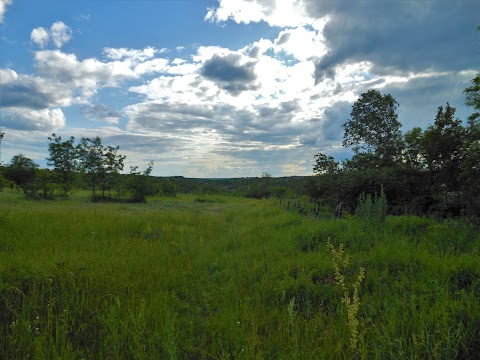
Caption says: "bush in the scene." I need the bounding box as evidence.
[355,186,387,226]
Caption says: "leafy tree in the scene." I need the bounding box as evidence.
[421,104,465,194]
[127,161,154,202]
[313,153,339,175]
[101,145,126,198]
[464,73,480,122]
[461,72,480,216]
[77,137,104,199]
[77,137,126,200]
[463,26,480,122]
[403,127,425,170]
[36,169,55,199]
[47,134,77,196]
[343,89,403,167]
[0,171,14,192]
[3,154,38,197]
[160,179,178,197]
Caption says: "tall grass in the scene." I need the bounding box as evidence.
[1,189,480,358]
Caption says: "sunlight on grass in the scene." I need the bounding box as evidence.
[1,190,480,358]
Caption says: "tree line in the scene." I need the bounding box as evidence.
[309,70,480,219]
[0,135,173,202]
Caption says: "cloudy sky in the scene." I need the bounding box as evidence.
[0,0,478,177]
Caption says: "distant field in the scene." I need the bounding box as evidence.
[1,189,480,359]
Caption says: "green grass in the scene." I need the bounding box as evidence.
[1,189,480,359]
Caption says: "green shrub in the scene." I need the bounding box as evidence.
[356,186,387,226]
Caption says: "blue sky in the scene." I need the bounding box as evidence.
[0,0,478,177]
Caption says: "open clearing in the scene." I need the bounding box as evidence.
[1,190,480,359]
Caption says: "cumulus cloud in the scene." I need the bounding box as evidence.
[50,21,72,48]
[3,0,476,176]
[0,0,12,23]
[307,0,479,83]
[30,21,72,48]
[200,53,258,95]
[30,27,49,48]
[207,0,478,85]
[0,68,73,109]
[34,50,136,96]
[205,0,313,28]
[103,46,158,62]
[1,107,66,131]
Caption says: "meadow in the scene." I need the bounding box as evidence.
[1,189,480,359]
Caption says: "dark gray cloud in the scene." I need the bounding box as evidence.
[82,104,121,123]
[276,32,291,46]
[382,71,474,129]
[249,46,261,58]
[1,82,54,109]
[297,101,350,148]
[0,73,69,110]
[200,54,258,95]
[308,0,479,83]
[321,101,350,141]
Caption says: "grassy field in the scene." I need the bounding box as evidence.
[1,190,480,359]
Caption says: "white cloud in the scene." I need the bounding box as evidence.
[205,0,321,27]
[30,21,73,49]
[34,50,137,97]
[273,27,327,61]
[205,0,313,28]
[0,0,12,23]
[30,27,49,48]
[103,46,158,62]
[2,107,66,131]
[50,21,72,48]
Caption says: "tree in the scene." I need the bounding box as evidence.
[313,153,339,175]
[421,104,464,191]
[463,26,480,122]
[127,161,154,202]
[402,127,425,169]
[0,171,14,192]
[3,154,38,197]
[77,137,104,199]
[464,74,480,122]
[101,145,125,198]
[47,134,77,196]
[77,137,125,200]
[343,89,403,167]
[461,64,480,216]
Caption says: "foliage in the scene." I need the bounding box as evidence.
[313,153,339,175]
[326,240,365,353]
[77,137,125,200]
[464,73,480,122]
[159,178,178,197]
[421,104,465,192]
[403,127,424,169]
[0,171,14,192]
[3,154,38,197]
[47,134,77,196]
[342,89,403,167]
[355,186,388,226]
[311,84,480,219]
[127,161,154,203]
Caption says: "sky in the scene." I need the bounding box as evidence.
[0,0,478,178]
